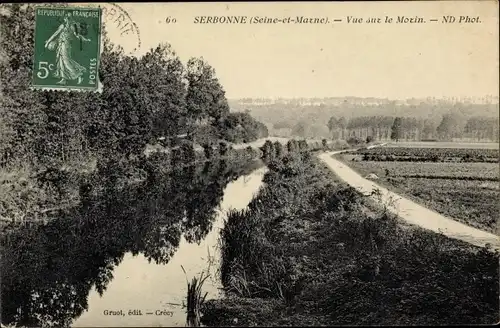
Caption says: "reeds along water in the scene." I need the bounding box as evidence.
[184,268,209,327]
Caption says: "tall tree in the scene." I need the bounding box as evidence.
[185,57,230,137]
[141,43,187,138]
[337,117,347,140]
[390,117,403,142]
[421,118,437,140]
[327,116,337,133]
[436,112,466,141]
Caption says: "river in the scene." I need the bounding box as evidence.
[1,159,267,327]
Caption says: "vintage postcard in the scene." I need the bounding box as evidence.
[0,1,498,327]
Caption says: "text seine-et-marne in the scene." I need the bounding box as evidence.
[193,16,329,24]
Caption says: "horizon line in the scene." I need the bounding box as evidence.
[228,95,500,102]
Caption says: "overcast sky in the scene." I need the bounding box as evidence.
[84,1,498,100]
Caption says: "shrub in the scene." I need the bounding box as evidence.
[245,146,256,158]
[286,140,298,153]
[260,140,275,160]
[202,143,214,159]
[274,142,284,158]
[219,142,229,157]
[347,137,364,146]
[297,140,308,151]
[180,141,196,164]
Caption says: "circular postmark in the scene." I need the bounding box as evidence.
[80,2,141,55]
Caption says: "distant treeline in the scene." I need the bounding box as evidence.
[326,114,499,142]
[0,4,268,168]
[231,101,499,142]
[269,114,498,142]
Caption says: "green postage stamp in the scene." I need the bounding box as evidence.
[32,7,102,91]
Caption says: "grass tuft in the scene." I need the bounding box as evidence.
[182,265,209,327]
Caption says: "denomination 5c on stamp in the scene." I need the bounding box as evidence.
[32,7,102,92]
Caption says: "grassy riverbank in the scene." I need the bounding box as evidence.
[201,151,499,326]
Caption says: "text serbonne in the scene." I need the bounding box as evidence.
[194,16,329,24]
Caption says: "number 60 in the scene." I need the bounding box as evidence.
[37,61,55,79]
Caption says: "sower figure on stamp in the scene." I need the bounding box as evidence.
[44,13,90,85]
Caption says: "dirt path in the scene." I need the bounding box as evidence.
[318,152,500,252]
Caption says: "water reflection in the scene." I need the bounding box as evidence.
[1,159,263,328]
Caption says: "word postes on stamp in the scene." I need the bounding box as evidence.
[32,7,102,92]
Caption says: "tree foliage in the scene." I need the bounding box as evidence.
[0,4,267,168]
[436,112,467,141]
[186,57,230,137]
[390,117,403,141]
[220,112,268,143]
